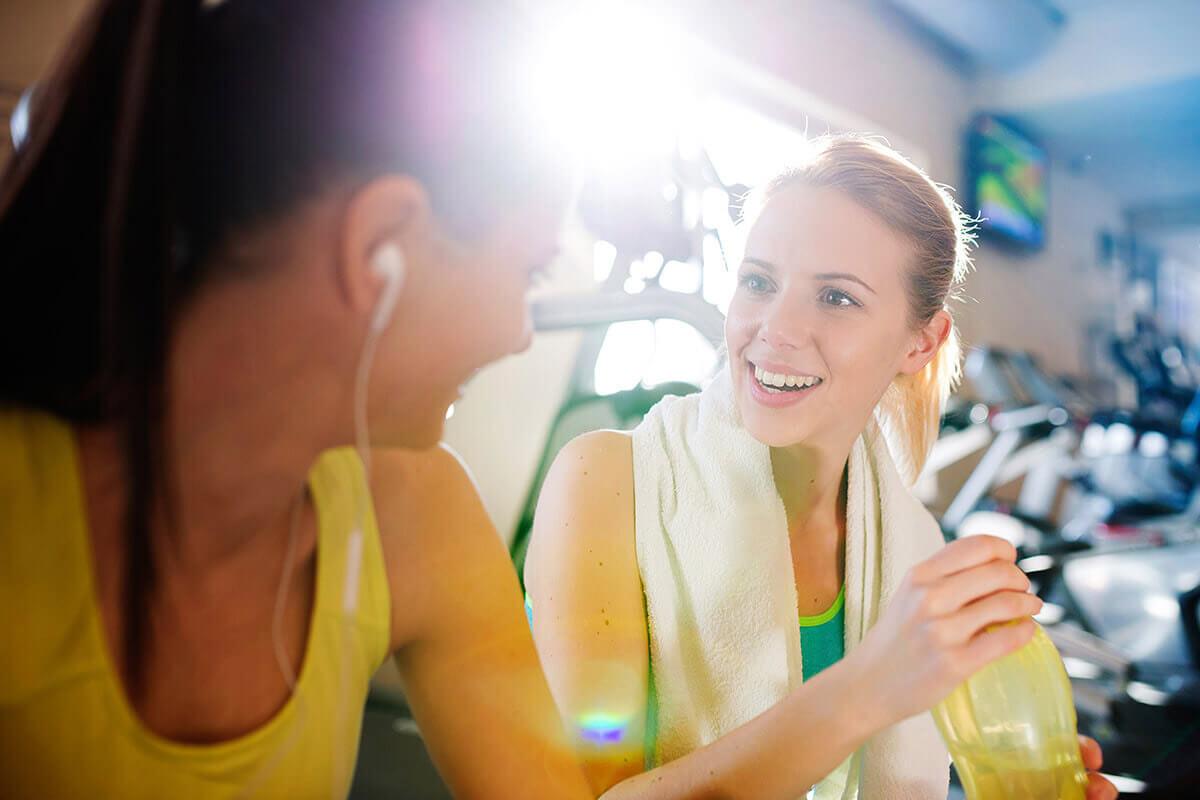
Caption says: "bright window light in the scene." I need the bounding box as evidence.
[526,2,694,169]
[643,320,718,389]
[696,96,811,187]
[702,233,734,313]
[659,260,702,294]
[594,319,717,396]
[594,321,655,395]
[643,251,665,279]
[701,187,731,230]
[593,240,618,283]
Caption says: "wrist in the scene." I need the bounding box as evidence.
[836,643,894,741]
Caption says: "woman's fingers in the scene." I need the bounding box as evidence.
[1085,771,1118,800]
[1079,737,1116,800]
[924,560,1032,617]
[911,535,1017,585]
[1079,735,1103,771]
[959,617,1036,674]
[934,590,1042,646]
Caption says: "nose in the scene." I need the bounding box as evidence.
[759,296,813,352]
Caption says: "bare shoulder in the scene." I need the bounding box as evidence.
[368,442,478,505]
[525,429,637,607]
[368,444,503,649]
[368,443,488,557]
[530,430,634,544]
[540,429,633,506]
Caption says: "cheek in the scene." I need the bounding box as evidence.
[724,300,758,350]
[461,254,535,350]
[821,317,908,391]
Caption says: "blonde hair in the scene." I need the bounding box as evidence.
[745,134,976,481]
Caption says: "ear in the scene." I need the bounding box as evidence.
[899,309,952,376]
[336,175,431,317]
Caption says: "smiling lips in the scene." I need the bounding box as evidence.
[751,362,823,392]
[747,361,824,407]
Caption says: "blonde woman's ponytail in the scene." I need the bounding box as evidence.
[878,323,963,483]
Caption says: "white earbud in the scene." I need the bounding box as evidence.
[368,242,406,333]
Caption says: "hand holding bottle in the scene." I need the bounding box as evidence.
[1079,736,1118,800]
[850,535,1041,725]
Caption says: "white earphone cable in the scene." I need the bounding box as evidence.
[240,271,391,799]
[234,489,308,800]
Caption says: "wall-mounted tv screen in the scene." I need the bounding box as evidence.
[966,115,1048,250]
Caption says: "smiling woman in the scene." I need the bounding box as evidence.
[732,138,971,480]
[524,134,1116,800]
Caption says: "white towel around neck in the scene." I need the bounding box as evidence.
[631,370,949,799]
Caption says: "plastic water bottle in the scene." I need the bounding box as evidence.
[932,622,1089,800]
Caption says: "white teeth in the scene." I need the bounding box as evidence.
[752,363,821,390]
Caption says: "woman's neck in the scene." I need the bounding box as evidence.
[770,437,851,542]
[170,275,355,567]
[84,266,357,575]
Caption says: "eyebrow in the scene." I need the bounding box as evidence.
[741,257,878,295]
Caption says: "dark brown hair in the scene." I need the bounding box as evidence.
[0,0,542,696]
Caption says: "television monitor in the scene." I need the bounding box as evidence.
[966,115,1048,250]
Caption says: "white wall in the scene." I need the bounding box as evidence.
[962,168,1124,376]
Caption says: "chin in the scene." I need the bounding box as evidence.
[734,391,816,449]
[513,326,534,355]
[403,427,445,451]
[741,415,812,449]
[375,412,446,452]
[495,314,534,359]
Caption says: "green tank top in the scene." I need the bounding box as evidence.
[799,584,846,681]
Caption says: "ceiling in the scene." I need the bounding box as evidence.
[888,0,1200,245]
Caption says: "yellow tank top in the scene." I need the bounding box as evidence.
[0,410,393,799]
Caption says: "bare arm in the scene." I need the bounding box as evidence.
[524,431,651,792]
[528,432,1046,800]
[527,432,889,799]
[373,445,592,800]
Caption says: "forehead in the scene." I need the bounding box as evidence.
[744,185,914,286]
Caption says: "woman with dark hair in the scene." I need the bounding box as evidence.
[0,1,592,797]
